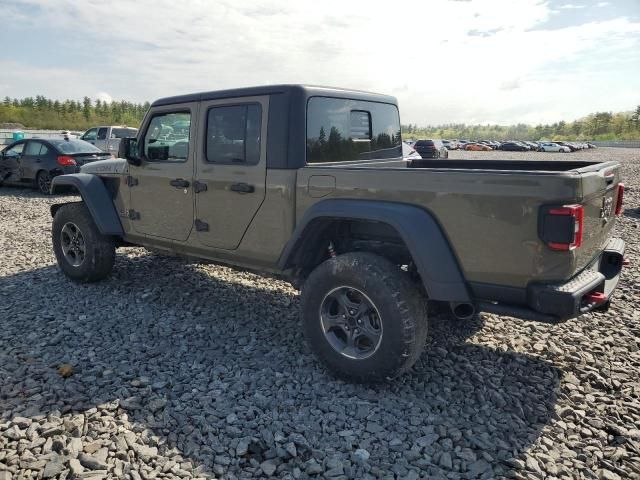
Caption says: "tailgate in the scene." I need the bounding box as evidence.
[575,161,622,272]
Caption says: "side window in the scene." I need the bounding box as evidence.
[306,97,402,163]
[82,129,97,141]
[97,128,108,140]
[24,141,43,156]
[143,111,191,162]
[39,144,50,155]
[205,104,262,164]
[3,143,24,156]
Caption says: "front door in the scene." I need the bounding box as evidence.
[128,105,197,241]
[1,141,25,182]
[81,128,98,145]
[194,96,268,249]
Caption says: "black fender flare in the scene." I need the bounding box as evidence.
[50,173,124,236]
[278,199,471,303]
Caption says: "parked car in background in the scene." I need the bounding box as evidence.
[81,125,139,156]
[465,142,492,151]
[499,142,529,152]
[0,138,111,194]
[523,141,539,151]
[539,142,570,153]
[414,139,448,159]
[402,141,421,160]
[442,140,454,150]
[555,141,579,152]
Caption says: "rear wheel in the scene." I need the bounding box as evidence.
[52,203,115,282]
[36,170,52,195]
[300,252,428,382]
[540,148,546,152]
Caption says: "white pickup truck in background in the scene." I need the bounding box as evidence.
[80,125,138,156]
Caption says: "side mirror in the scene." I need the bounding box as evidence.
[120,137,141,166]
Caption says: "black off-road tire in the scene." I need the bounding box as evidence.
[52,203,116,282]
[300,252,428,382]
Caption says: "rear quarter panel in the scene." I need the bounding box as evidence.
[296,164,593,289]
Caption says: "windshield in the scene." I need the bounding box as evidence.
[50,139,104,154]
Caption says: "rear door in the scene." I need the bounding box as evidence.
[194,95,268,249]
[96,127,109,152]
[128,105,197,241]
[21,140,46,180]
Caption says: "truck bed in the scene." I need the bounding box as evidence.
[408,158,608,172]
[297,158,621,294]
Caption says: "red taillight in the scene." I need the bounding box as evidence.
[57,155,77,166]
[547,205,584,251]
[584,291,607,304]
[615,183,624,215]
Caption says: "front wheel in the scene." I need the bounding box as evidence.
[300,252,428,382]
[52,203,116,282]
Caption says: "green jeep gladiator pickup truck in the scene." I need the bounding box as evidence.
[49,85,625,381]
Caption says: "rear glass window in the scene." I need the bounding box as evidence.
[112,128,138,139]
[306,97,401,163]
[49,139,103,154]
[415,140,434,146]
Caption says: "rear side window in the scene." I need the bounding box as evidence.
[306,97,401,163]
[205,104,262,164]
[112,128,138,139]
[25,141,44,156]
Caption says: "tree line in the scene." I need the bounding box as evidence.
[403,106,640,141]
[1,95,639,140]
[0,96,150,131]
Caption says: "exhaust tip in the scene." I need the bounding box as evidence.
[450,302,476,320]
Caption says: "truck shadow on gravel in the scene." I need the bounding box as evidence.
[0,252,559,479]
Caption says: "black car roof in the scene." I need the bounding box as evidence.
[151,84,398,107]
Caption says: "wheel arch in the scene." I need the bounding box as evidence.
[50,173,123,236]
[278,199,471,303]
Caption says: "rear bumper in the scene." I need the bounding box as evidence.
[479,237,625,322]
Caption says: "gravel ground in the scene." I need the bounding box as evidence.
[1,147,639,480]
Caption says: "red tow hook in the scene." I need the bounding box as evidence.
[584,291,607,304]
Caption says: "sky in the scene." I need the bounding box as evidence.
[0,0,639,125]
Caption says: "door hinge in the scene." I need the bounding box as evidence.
[195,219,209,232]
[193,180,208,193]
[127,209,141,220]
[125,175,138,187]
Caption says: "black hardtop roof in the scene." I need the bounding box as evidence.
[151,84,398,107]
